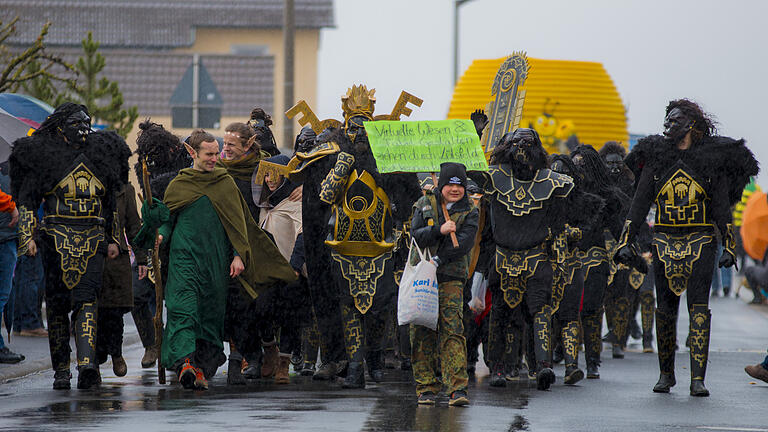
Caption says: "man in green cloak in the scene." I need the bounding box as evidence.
[138,129,296,390]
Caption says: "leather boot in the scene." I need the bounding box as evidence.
[341,304,365,389]
[581,311,602,379]
[533,307,555,390]
[365,350,384,383]
[261,339,279,378]
[112,356,127,377]
[275,353,291,384]
[141,346,159,369]
[47,309,72,389]
[612,297,630,359]
[74,302,100,389]
[688,304,711,397]
[640,291,655,353]
[653,308,678,393]
[227,351,246,385]
[562,320,584,385]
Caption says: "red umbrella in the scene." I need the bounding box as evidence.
[740,191,768,261]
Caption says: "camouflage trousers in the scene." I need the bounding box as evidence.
[409,279,468,396]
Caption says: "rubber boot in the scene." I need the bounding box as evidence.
[640,291,655,353]
[489,363,507,387]
[603,296,616,341]
[524,324,537,380]
[629,293,642,340]
[301,317,320,376]
[533,307,555,390]
[688,304,711,397]
[48,309,72,390]
[275,353,291,384]
[653,308,678,393]
[612,297,630,359]
[582,311,602,379]
[341,304,365,389]
[551,318,564,364]
[504,327,521,381]
[74,302,100,390]
[365,350,384,383]
[227,348,246,386]
[562,321,584,385]
[342,361,365,389]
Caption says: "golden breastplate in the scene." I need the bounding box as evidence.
[325,169,394,257]
[43,157,106,226]
[655,162,710,228]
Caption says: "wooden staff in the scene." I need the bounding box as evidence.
[141,158,166,384]
[467,197,486,275]
[431,173,458,248]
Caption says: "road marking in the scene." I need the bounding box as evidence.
[697,427,768,432]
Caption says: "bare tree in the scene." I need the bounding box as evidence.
[0,17,74,94]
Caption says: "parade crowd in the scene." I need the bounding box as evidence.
[1,88,765,407]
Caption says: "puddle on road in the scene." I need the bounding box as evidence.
[2,369,531,431]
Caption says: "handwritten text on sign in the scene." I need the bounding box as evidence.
[364,120,489,173]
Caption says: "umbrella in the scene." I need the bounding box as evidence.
[0,93,54,126]
[740,191,768,261]
[0,109,35,162]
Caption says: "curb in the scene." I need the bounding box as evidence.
[0,332,142,384]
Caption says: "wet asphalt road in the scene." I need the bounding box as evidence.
[0,296,766,432]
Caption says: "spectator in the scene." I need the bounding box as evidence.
[745,354,768,384]
[0,163,23,363]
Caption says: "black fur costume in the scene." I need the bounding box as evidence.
[288,128,347,378]
[133,119,192,200]
[470,128,578,391]
[10,102,129,389]
[131,120,192,362]
[600,141,656,352]
[616,99,758,396]
[570,144,632,366]
[311,127,421,388]
[548,153,605,383]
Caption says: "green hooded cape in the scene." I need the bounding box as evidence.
[163,167,296,298]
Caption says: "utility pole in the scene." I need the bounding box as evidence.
[283,0,295,149]
[192,53,199,128]
[453,0,474,87]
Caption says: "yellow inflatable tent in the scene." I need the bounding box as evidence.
[447,57,629,153]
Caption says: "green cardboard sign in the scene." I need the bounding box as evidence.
[364,119,488,173]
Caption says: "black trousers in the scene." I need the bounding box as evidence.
[97,307,129,362]
[41,233,105,371]
[582,262,609,316]
[654,242,717,315]
[556,267,584,322]
[486,262,552,367]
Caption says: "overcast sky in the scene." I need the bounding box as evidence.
[317,0,768,184]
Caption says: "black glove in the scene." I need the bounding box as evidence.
[718,250,736,268]
[471,109,488,138]
[614,245,634,266]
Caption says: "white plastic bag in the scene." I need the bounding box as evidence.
[468,271,487,315]
[397,239,439,330]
